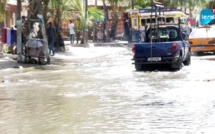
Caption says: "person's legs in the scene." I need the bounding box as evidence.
[71,34,74,44]
[49,38,55,55]
[70,34,73,44]
[48,38,51,54]
[51,38,55,55]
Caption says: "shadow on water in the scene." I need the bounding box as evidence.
[0,55,67,71]
[135,64,179,72]
[192,52,215,61]
[192,52,215,57]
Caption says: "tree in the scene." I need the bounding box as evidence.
[93,0,97,42]
[102,0,109,41]
[0,0,7,23]
[107,0,130,40]
[69,0,104,44]
[207,0,215,8]
[133,0,151,8]
[48,0,74,48]
[186,0,207,17]
[42,0,50,26]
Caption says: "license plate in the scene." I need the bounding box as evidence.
[196,46,205,49]
[148,57,161,61]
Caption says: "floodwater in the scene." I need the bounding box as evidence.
[0,47,215,134]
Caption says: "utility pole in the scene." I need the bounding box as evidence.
[84,0,88,47]
[16,0,22,62]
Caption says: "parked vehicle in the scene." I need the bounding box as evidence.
[123,7,187,43]
[189,26,215,55]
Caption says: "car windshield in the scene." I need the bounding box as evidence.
[189,28,215,38]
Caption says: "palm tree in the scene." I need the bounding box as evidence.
[42,0,50,25]
[107,0,130,40]
[102,0,109,41]
[134,0,151,8]
[93,0,98,42]
[0,0,7,23]
[69,0,104,44]
[207,0,215,8]
[187,0,207,17]
[48,0,74,48]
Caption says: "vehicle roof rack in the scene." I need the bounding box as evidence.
[146,1,183,41]
[139,8,182,13]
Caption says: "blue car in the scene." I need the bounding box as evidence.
[132,25,191,71]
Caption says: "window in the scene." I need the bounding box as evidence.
[157,17,165,23]
[132,18,138,27]
[147,18,156,23]
[166,17,174,23]
[141,19,146,26]
[146,27,179,42]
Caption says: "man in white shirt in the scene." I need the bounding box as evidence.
[68,20,75,44]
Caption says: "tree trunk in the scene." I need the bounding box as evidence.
[42,0,50,25]
[110,3,118,40]
[93,0,97,42]
[54,8,62,49]
[26,0,39,35]
[102,0,109,42]
[84,0,88,47]
[16,0,22,62]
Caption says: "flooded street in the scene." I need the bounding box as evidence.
[0,47,215,134]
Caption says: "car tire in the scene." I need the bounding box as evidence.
[46,56,51,64]
[135,63,142,71]
[171,55,182,70]
[38,51,46,65]
[183,51,191,65]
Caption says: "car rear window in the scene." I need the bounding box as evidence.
[146,27,179,42]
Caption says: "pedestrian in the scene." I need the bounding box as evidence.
[196,20,199,28]
[46,22,56,56]
[25,28,43,53]
[68,20,75,45]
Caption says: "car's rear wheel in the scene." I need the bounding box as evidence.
[135,63,142,71]
[171,55,182,70]
[183,51,191,65]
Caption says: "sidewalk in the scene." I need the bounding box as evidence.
[0,40,129,69]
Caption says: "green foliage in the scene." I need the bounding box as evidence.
[0,0,6,22]
[134,0,151,8]
[68,0,104,31]
[47,0,104,30]
[133,0,208,9]
[88,7,104,24]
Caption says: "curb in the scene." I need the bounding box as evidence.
[64,40,129,48]
[94,42,128,47]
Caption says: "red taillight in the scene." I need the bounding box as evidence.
[132,45,136,53]
[172,43,178,51]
